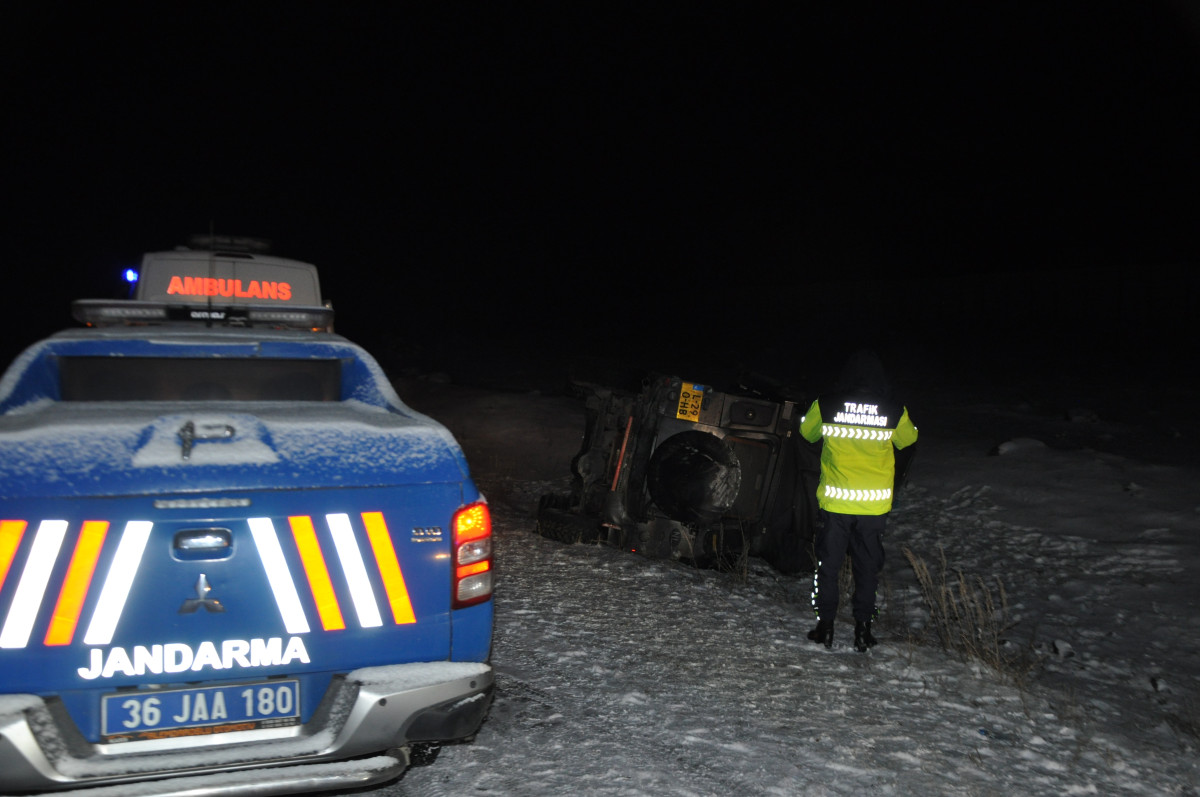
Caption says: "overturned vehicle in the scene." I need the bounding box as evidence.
[537,375,821,574]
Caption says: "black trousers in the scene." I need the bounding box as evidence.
[812,510,887,623]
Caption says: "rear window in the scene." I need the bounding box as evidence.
[57,357,343,401]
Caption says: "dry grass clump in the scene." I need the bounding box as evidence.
[903,546,1033,682]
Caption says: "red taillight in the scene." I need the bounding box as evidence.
[452,502,492,608]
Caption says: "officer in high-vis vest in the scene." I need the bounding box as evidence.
[799,350,918,652]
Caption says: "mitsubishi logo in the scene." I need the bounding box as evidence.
[179,573,225,613]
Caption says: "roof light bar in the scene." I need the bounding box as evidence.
[71,300,333,331]
[246,308,334,327]
[72,301,168,324]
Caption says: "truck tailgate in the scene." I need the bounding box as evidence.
[0,484,461,743]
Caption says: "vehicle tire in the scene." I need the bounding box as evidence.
[536,494,601,544]
[675,523,723,569]
[646,430,740,524]
[761,460,818,575]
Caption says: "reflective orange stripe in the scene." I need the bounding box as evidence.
[0,520,28,594]
[361,512,416,625]
[3,512,423,645]
[45,521,109,646]
[288,515,345,631]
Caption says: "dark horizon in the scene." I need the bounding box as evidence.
[6,3,1199,380]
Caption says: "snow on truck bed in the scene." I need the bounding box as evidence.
[0,401,467,497]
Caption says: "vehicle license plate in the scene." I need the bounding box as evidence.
[675,382,705,421]
[102,679,300,741]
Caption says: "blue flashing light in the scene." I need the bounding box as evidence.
[123,268,139,284]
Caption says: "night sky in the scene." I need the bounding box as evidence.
[5,3,1199,384]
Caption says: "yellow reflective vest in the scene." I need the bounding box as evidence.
[799,397,918,515]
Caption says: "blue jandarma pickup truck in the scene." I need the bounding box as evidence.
[0,239,493,795]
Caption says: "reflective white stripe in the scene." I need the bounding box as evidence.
[0,520,68,649]
[824,486,893,502]
[249,518,311,635]
[326,513,383,628]
[821,424,892,441]
[82,521,153,646]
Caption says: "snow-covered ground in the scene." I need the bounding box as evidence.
[382,349,1199,796]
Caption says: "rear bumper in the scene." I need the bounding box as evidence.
[0,661,492,795]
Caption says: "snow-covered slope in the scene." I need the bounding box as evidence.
[384,370,1199,795]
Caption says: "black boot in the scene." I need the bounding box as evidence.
[807,619,833,649]
[854,620,877,652]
